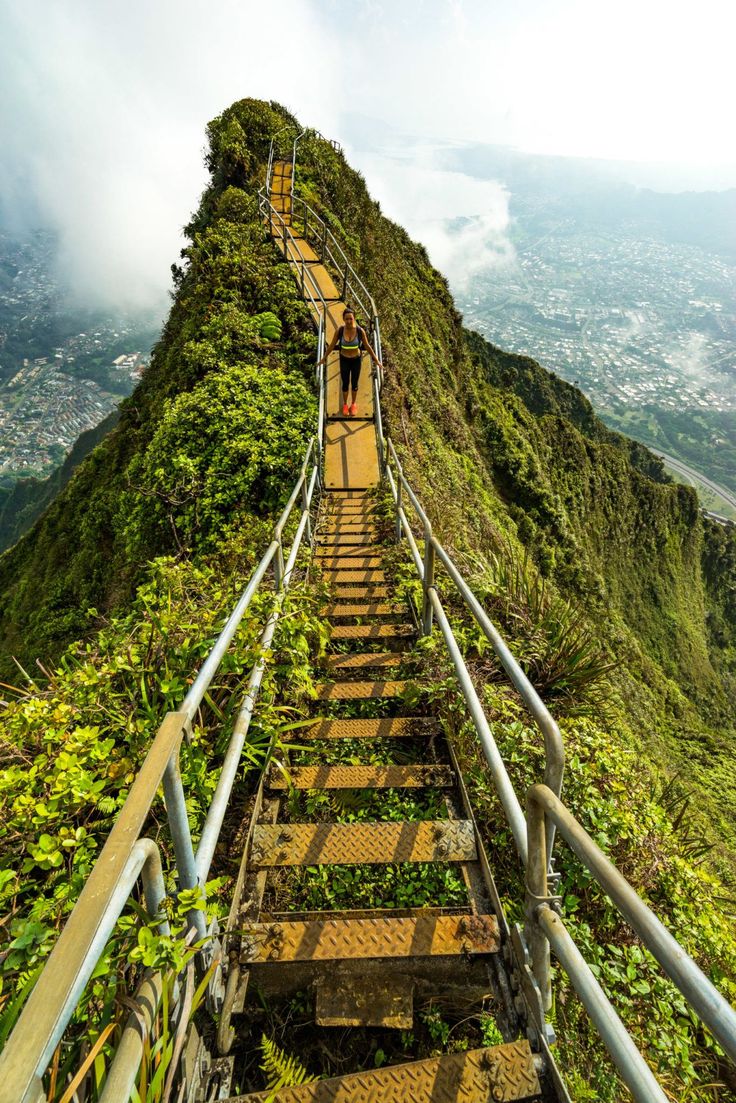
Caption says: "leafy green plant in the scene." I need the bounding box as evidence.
[260,1034,315,1096]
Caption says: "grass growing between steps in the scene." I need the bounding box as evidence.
[262,862,468,914]
[283,785,450,823]
[234,990,505,1096]
[407,600,736,1101]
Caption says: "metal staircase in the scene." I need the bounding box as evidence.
[0,127,735,1103]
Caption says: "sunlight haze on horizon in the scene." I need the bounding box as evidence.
[1,0,733,308]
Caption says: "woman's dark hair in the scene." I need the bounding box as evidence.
[342,306,355,319]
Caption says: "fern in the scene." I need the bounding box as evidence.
[260,1034,315,1095]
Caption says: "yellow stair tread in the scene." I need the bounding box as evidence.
[250,820,477,866]
[325,652,404,670]
[234,1041,540,1102]
[323,603,405,616]
[303,717,436,739]
[329,623,414,639]
[241,913,499,963]
[267,764,454,790]
[314,679,408,700]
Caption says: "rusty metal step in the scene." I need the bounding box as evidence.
[250,820,476,866]
[320,570,387,583]
[314,679,408,700]
[234,1040,541,1102]
[315,550,383,562]
[329,585,391,599]
[325,652,404,671]
[319,533,379,546]
[316,974,414,1029]
[323,603,405,617]
[303,717,436,739]
[242,913,498,963]
[267,764,454,790]
[330,623,413,641]
[323,521,379,533]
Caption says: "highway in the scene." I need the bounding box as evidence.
[654,449,736,513]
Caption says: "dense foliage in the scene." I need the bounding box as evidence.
[0,97,734,1099]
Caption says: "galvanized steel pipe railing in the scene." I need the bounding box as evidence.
[526,785,736,1072]
[0,439,322,1101]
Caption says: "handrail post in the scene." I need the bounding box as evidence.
[301,477,312,544]
[342,263,348,301]
[274,540,285,590]
[162,756,208,941]
[525,791,552,1013]
[321,220,327,260]
[422,528,435,635]
[395,467,403,542]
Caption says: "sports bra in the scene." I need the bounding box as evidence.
[337,325,364,358]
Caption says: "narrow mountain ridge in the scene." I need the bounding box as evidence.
[0,98,734,857]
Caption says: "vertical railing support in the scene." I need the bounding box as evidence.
[274,541,285,590]
[422,529,435,636]
[342,263,348,301]
[302,478,312,545]
[525,792,552,1013]
[395,474,403,543]
[162,757,208,941]
[321,221,327,260]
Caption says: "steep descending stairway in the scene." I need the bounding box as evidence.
[219,491,547,1102]
[269,161,379,489]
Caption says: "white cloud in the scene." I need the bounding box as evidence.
[0,0,337,312]
[346,148,516,288]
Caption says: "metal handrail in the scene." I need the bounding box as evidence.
[377,427,736,1093]
[382,435,564,857]
[0,437,321,1102]
[526,785,736,1096]
[0,146,334,1098]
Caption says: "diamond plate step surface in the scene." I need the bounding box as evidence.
[232,1041,540,1102]
[267,764,454,790]
[314,679,408,700]
[315,975,414,1029]
[250,820,476,866]
[320,570,387,583]
[316,552,384,565]
[330,623,414,640]
[303,717,436,739]
[324,603,405,617]
[329,585,391,599]
[242,914,499,963]
[325,652,404,671]
[319,534,379,546]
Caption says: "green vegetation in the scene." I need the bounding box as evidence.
[0,98,734,1099]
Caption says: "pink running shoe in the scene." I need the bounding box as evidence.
[342,403,349,416]
[350,402,358,416]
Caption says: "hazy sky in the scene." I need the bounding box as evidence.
[1,0,734,310]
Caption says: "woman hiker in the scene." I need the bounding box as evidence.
[318,306,383,417]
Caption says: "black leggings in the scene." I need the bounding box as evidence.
[339,355,362,393]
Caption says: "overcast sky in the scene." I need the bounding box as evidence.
[1,0,734,310]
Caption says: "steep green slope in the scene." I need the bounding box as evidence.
[0,99,734,1101]
[292,130,736,867]
[0,101,317,670]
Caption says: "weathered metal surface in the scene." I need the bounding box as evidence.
[325,651,403,670]
[314,679,408,700]
[316,552,384,564]
[250,820,477,866]
[319,533,378,546]
[303,717,434,739]
[242,914,499,963]
[267,764,454,790]
[330,623,414,640]
[324,421,379,490]
[324,603,402,617]
[321,570,387,582]
[315,975,414,1028]
[329,585,391,599]
[234,1041,541,1102]
[323,523,378,535]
